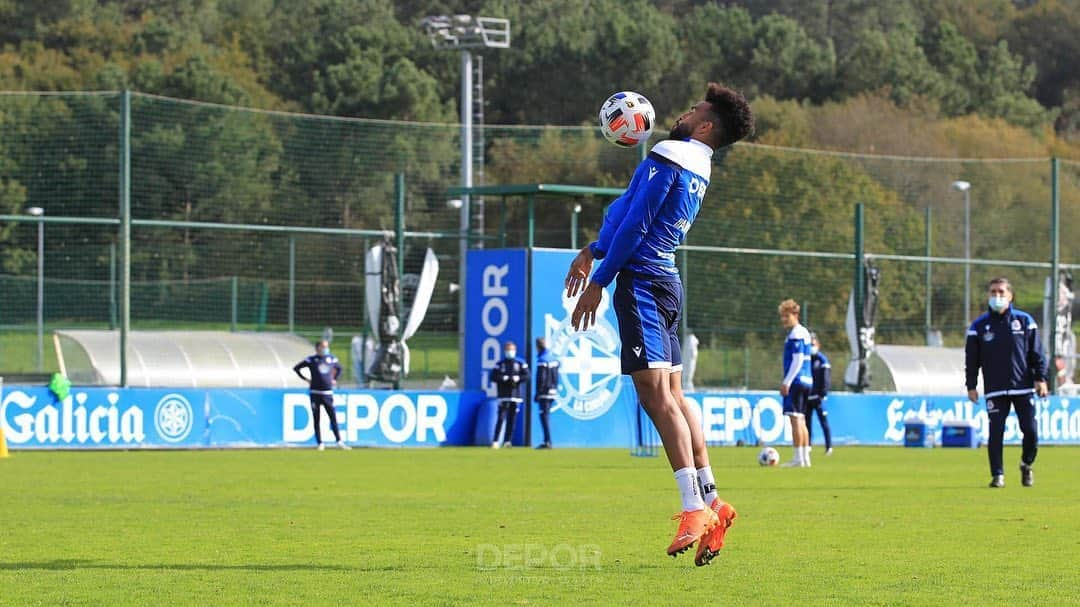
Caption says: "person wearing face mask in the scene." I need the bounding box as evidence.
[490,340,529,449]
[294,340,350,451]
[534,338,560,449]
[965,277,1048,488]
[806,332,833,456]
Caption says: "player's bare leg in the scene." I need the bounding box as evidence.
[632,368,718,557]
[669,371,737,566]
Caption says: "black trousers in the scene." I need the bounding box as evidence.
[537,398,553,445]
[986,394,1038,476]
[310,393,342,444]
[492,400,520,444]
[806,398,832,450]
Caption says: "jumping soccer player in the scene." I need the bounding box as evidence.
[778,300,813,467]
[564,83,754,566]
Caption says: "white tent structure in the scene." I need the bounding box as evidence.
[54,330,314,388]
[870,345,981,395]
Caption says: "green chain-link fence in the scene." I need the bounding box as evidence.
[1,91,1075,388]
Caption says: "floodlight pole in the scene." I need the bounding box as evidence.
[119,90,131,387]
[963,187,971,326]
[25,206,45,372]
[459,50,473,384]
[422,15,510,384]
[952,180,972,327]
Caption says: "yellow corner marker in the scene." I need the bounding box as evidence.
[0,426,8,458]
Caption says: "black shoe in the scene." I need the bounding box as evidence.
[1020,463,1034,487]
[502,441,512,449]
[989,475,1005,488]
[535,442,552,449]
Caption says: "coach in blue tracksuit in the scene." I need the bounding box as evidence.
[534,338,560,449]
[490,341,528,449]
[965,277,1048,488]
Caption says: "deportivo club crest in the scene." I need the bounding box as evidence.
[154,393,194,442]
[545,288,623,421]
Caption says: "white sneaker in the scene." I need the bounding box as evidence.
[780,460,802,468]
[491,441,500,449]
[801,459,812,468]
[826,448,834,456]
[337,441,351,450]
[317,443,325,451]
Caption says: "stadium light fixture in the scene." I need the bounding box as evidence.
[571,204,582,249]
[421,14,510,383]
[25,206,45,371]
[951,181,972,324]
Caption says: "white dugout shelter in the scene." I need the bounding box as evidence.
[54,330,313,388]
[869,344,981,395]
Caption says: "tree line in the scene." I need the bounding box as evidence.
[0,0,1077,341]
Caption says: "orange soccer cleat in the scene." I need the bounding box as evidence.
[694,498,737,566]
[667,508,719,557]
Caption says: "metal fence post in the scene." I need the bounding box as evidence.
[395,173,406,281]
[680,247,689,341]
[119,90,131,387]
[527,194,535,248]
[109,240,117,330]
[288,235,295,333]
[1049,157,1060,392]
[854,203,865,329]
[231,276,238,331]
[925,206,932,337]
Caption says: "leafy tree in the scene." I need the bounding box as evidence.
[838,23,945,107]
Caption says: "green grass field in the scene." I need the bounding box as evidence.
[3,446,1079,606]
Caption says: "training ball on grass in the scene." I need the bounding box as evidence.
[598,91,655,147]
[758,447,780,467]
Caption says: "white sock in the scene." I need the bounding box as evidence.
[675,467,705,511]
[792,447,803,463]
[697,466,718,505]
[801,446,811,464]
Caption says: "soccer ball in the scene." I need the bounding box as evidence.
[598,91,655,147]
[758,447,780,467]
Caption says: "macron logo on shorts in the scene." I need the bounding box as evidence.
[633,346,643,357]
[648,167,658,181]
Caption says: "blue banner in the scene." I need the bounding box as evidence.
[681,392,1080,446]
[463,249,528,394]
[528,248,636,448]
[1,387,485,449]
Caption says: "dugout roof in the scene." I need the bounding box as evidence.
[872,345,980,395]
[55,330,313,388]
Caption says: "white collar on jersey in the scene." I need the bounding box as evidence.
[650,138,714,180]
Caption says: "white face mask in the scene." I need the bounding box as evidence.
[811,346,819,356]
[989,296,1009,312]
[504,350,516,359]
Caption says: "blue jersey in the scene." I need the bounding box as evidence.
[809,351,831,400]
[588,138,713,287]
[535,348,560,402]
[965,305,1047,398]
[782,324,813,388]
[294,354,342,395]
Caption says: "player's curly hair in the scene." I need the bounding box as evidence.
[705,83,754,148]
